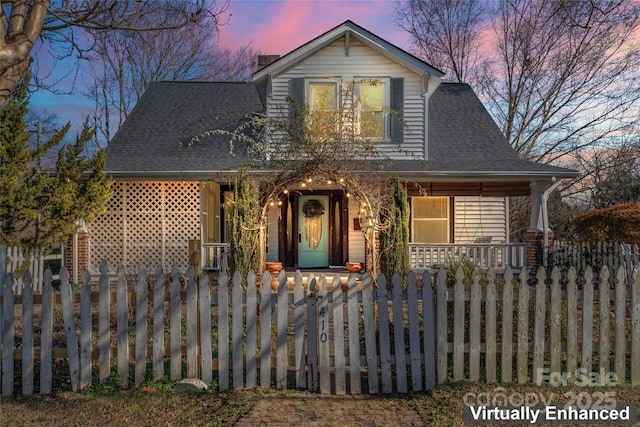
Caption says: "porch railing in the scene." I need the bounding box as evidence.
[202,243,228,271]
[409,243,530,270]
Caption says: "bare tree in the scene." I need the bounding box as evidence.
[0,0,229,106]
[481,0,640,162]
[85,12,260,145]
[569,138,640,208]
[395,0,640,162]
[393,0,486,82]
[192,79,408,278]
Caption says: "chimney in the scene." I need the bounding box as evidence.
[258,55,280,69]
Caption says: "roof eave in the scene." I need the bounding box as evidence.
[395,170,580,182]
[106,168,579,182]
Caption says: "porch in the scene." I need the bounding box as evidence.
[202,241,530,273]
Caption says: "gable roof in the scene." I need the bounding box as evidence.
[253,20,445,81]
[105,81,577,181]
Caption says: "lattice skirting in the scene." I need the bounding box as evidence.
[88,181,200,273]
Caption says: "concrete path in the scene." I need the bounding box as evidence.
[235,392,426,427]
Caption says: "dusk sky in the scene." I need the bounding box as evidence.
[29,0,410,136]
[219,0,410,53]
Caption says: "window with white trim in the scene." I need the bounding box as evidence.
[308,81,338,130]
[357,79,389,139]
[412,197,450,243]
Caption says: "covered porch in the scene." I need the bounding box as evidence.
[200,178,559,274]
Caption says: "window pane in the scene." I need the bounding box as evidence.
[362,111,384,138]
[311,83,336,111]
[413,197,448,219]
[413,221,448,243]
[360,84,383,110]
[360,83,384,139]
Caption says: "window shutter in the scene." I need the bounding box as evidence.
[289,78,304,122]
[390,78,404,143]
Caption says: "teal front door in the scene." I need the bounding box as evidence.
[298,195,329,268]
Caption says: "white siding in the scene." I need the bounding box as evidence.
[454,197,508,244]
[348,197,366,263]
[266,207,279,262]
[269,37,426,159]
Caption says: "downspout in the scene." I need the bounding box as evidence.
[541,178,563,267]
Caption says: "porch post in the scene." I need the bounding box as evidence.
[66,219,90,284]
[526,179,560,270]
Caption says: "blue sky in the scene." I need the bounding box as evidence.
[28,0,411,139]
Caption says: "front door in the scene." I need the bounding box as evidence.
[298,195,329,268]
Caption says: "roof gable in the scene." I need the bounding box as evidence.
[253,20,444,81]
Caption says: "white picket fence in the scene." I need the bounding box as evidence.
[2,246,62,295]
[1,259,639,396]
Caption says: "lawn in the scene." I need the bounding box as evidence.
[2,382,639,426]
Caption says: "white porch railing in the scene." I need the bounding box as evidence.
[201,243,529,272]
[202,243,228,271]
[409,243,530,270]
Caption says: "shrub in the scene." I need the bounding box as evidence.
[571,202,640,245]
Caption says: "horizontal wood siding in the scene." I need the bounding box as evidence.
[269,37,425,159]
[348,197,365,263]
[454,197,508,244]
[266,208,279,262]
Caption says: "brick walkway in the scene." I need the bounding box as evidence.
[235,392,426,427]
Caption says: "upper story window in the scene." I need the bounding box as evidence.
[358,80,388,140]
[309,82,338,129]
[289,77,403,143]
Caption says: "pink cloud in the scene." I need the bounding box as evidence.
[217,0,411,56]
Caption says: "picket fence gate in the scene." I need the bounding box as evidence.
[1,259,639,396]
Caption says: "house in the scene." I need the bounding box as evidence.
[82,20,578,275]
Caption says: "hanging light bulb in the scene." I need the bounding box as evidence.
[283,189,289,194]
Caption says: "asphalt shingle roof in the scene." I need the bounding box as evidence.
[105,81,263,176]
[105,81,576,179]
